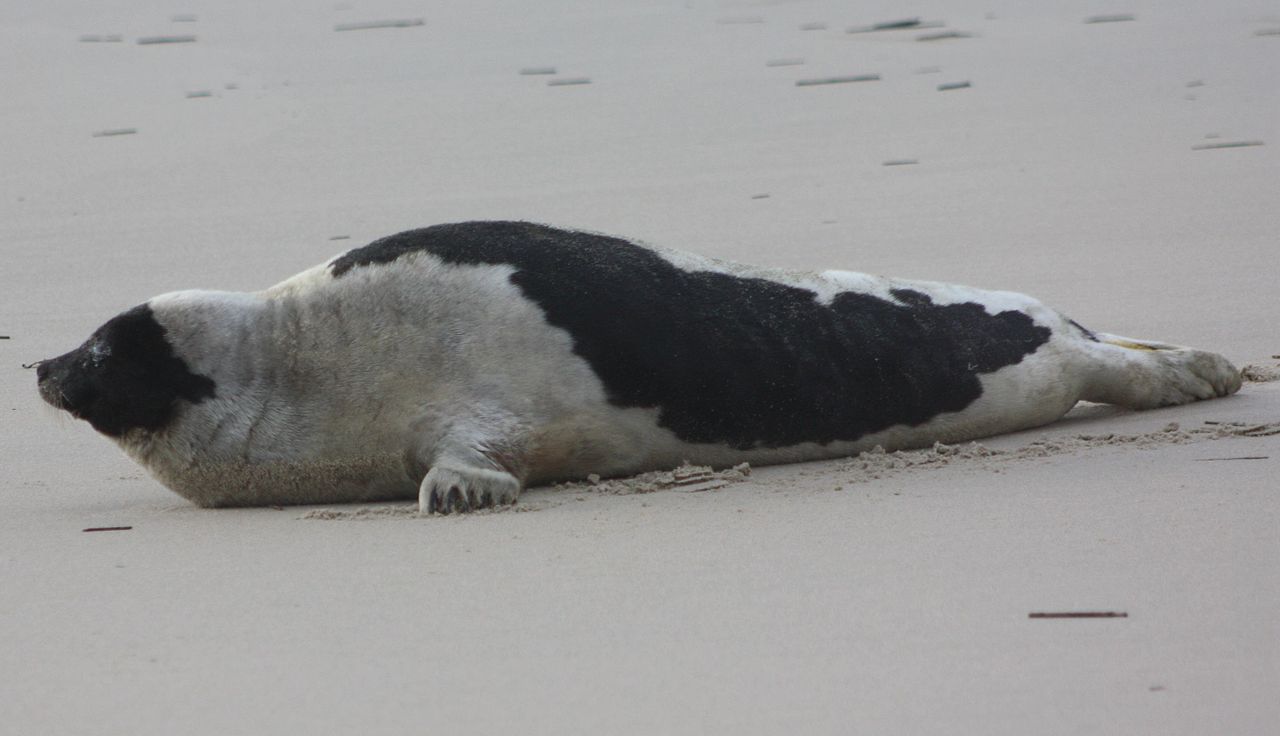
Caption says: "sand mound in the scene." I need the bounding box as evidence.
[1241,362,1280,382]
[562,462,753,495]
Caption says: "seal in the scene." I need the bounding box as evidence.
[36,221,1242,513]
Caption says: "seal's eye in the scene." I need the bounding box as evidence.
[87,340,112,367]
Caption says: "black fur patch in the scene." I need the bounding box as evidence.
[36,305,216,437]
[331,222,1052,449]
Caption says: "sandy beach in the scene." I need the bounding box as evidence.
[2,1,1277,733]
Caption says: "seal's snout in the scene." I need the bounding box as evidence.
[36,350,96,415]
[35,359,60,407]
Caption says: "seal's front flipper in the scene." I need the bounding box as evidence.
[413,409,529,514]
[420,463,521,514]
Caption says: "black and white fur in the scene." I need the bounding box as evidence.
[37,222,1241,513]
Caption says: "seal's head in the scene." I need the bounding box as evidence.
[36,304,216,438]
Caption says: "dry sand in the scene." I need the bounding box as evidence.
[2,1,1277,734]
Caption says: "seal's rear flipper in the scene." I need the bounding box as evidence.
[1080,333,1242,409]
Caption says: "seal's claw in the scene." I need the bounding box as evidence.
[419,465,520,514]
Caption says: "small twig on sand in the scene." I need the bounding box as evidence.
[1237,425,1280,437]
[1029,611,1128,619]
[137,35,197,44]
[917,30,973,41]
[334,19,424,31]
[1191,140,1264,151]
[796,74,880,86]
[848,18,945,33]
[1084,14,1135,24]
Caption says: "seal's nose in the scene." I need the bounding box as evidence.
[36,354,67,408]
[35,351,95,413]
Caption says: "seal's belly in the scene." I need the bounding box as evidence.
[147,452,417,507]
